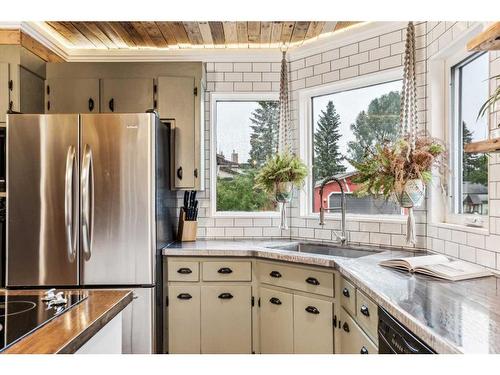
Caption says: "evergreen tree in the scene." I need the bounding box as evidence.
[347,91,400,163]
[313,101,346,181]
[248,101,279,166]
[463,121,488,185]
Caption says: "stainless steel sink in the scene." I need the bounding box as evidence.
[266,242,381,259]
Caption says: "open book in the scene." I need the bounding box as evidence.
[379,254,493,281]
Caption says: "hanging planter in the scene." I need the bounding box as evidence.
[393,179,425,209]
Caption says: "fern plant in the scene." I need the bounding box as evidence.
[478,74,500,120]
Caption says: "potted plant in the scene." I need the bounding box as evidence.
[255,152,307,229]
[478,73,500,123]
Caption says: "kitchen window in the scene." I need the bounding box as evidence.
[211,93,279,216]
[449,52,489,221]
[299,71,404,217]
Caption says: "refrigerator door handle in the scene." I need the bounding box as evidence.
[81,144,94,261]
[64,145,77,262]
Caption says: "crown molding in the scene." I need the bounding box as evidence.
[1,21,408,63]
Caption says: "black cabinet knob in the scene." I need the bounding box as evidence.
[269,271,282,278]
[88,97,95,112]
[217,267,233,274]
[109,98,114,112]
[360,346,369,354]
[360,305,370,317]
[342,322,350,332]
[269,297,282,305]
[218,293,234,299]
[305,277,320,286]
[305,306,320,314]
[177,293,192,300]
[177,167,183,180]
[177,267,192,274]
[342,288,350,298]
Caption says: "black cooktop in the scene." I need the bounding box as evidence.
[0,292,87,352]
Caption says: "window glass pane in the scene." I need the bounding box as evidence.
[453,53,489,215]
[216,100,278,212]
[311,80,402,214]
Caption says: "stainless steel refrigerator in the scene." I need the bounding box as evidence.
[6,113,177,353]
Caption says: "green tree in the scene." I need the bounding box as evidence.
[347,91,400,163]
[216,169,274,211]
[313,101,346,181]
[248,101,279,167]
[463,121,488,185]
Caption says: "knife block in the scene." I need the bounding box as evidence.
[177,208,198,242]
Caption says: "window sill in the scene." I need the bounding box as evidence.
[301,213,407,224]
[211,211,280,218]
[432,221,490,236]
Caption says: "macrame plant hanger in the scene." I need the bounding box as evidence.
[400,21,421,245]
[277,47,292,230]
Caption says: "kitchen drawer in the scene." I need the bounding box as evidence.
[202,261,252,282]
[257,261,334,297]
[340,277,356,316]
[355,289,378,342]
[167,261,199,282]
[340,308,377,354]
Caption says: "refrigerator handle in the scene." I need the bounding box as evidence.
[64,145,77,262]
[81,144,94,261]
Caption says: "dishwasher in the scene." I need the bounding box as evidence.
[378,307,435,354]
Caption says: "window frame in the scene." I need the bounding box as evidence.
[210,91,280,218]
[298,68,405,222]
[444,50,489,227]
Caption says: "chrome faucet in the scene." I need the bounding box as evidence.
[319,176,347,246]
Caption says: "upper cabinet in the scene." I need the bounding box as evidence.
[100,78,154,113]
[0,63,9,123]
[157,76,200,190]
[45,78,99,114]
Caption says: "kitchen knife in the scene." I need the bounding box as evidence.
[183,191,189,210]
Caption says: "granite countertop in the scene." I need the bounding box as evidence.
[1,289,133,354]
[163,239,500,354]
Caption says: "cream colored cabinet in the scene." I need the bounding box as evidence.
[100,78,154,113]
[259,287,294,354]
[0,63,9,122]
[20,67,44,114]
[293,294,334,353]
[45,78,99,114]
[167,285,201,354]
[200,285,252,353]
[339,308,377,354]
[157,76,200,190]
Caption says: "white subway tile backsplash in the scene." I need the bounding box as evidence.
[380,30,402,46]
[313,62,331,75]
[340,66,358,80]
[214,62,233,72]
[233,62,252,72]
[297,66,314,79]
[244,227,263,237]
[369,45,391,61]
[360,222,380,232]
[359,61,379,75]
[359,37,379,52]
[322,49,340,62]
[305,54,322,67]
[243,72,262,81]
[476,249,496,269]
[252,62,271,72]
[339,43,359,57]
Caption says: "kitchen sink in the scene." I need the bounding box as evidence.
[265,242,381,258]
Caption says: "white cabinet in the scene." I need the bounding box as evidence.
[0,63,10,122]
[100,78,154,113]
[20,67,44,114]
[157,76,200,190]
[200,285,252,354]
[45,78,99,114]
[339,308,377,354]
[293,294,334,354]
[168,285,201,354]
[259,287,294,354]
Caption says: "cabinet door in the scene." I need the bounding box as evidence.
[0,63,9,122]
[339,308,377,354]
[20,67,44,114]
[168,285,201,354]
[46,78,99,114]
[200,285,252,354]
[157,76,197,189]
[259,287,294,354]
[293,294,334,354]
[100,78,154,113]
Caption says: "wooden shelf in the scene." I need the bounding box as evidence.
[464,138,500,153]
[467,22,500,51]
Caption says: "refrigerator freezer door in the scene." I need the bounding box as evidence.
[121,287,155,354]
[80,113,155,285]
[7,114,79,286]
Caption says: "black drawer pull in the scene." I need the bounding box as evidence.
[305,277,320,286]
[269,270,282,278]
[305,306,320,314]
[217,267,233,274]
[342,288,350,298]
[360,346,368,354]
[109,98,114,112]
[360,305,370,317]
[177,293,192,300]
[88,97,95,111]
[177,167,183,180]
[177,267,192,274]
[218,293,234,299]
[269,297,282,305]
[342,322,350,332]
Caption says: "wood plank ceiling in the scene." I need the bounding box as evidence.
[44,21,361,49]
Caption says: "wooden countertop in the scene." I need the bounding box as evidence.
[1,289,133,354]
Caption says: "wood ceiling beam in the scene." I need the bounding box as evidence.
[209,22,225,46]
[155,22,178,46]
[95,22,128,48]
[183,22,204,45]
